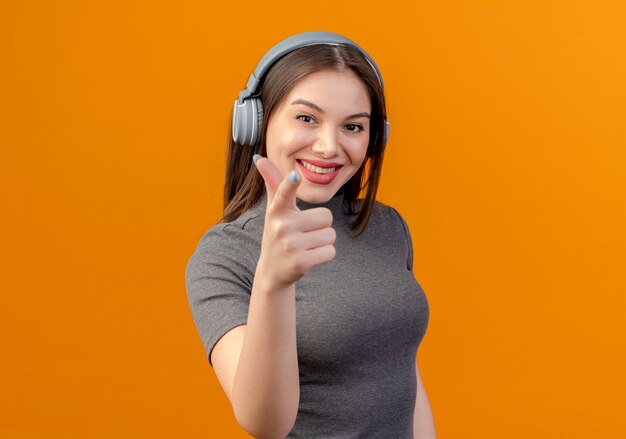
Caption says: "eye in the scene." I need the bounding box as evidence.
[345,123,364,133]
[296,113,315,124]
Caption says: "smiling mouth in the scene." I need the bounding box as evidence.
[297,159,343,174]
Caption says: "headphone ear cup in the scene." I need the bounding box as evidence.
[232,97,264,147]
[232,99,244,144]
[253,98,264,147]
[383,120,390,147]
[370,120,390,155]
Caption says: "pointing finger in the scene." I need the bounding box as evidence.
[272,168,302,211]
[253,154,283,204]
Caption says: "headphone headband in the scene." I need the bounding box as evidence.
[237,31,385,103]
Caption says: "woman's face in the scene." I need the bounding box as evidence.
[265,69,371,204]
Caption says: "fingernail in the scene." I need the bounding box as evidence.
[289,171,297,183]
[252,154,261,164]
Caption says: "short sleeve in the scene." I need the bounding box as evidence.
[185,224,257,367]
[389,207,414,271]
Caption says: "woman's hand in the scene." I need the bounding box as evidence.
[253,155,336,292]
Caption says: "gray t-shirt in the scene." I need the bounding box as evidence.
[185,191,430,438]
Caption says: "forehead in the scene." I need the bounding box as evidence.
[282,69,371,110]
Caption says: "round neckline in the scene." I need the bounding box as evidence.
[296,189,346,212]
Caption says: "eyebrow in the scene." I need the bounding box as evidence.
[290,99,370,119]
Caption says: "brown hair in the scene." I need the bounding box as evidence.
[221,43,387,236]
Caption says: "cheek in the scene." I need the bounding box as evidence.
[346,138,369,166]
[267,128,312,157]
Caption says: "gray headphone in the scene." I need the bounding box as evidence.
[232,31,390,148]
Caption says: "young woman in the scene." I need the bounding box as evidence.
[186,31,435,438]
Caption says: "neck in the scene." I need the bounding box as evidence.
[252,189,347,215]
[296,189,345,211]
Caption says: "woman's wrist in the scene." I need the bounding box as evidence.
[252,263,296,297]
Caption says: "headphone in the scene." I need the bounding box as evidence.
[232,31,390,148]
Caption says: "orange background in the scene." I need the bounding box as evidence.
[2,1,625,438]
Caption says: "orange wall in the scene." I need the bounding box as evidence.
[2,1,625,437]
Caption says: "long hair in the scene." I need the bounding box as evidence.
[221,43,387,237]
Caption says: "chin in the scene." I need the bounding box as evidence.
[297,186,339,204]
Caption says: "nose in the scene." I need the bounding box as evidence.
[311,125,340,158]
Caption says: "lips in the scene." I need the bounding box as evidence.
[296,159,343,185]
[300,159,342,168]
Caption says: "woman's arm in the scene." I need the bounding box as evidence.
[413,362,437,439]
[231,157,337,438]
[230,283,300,439]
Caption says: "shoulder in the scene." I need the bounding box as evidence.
[201,207,263,246]
[369,201,414,269]
[357,200,412,244]
[367,200,408,230]
[186,207,264,272]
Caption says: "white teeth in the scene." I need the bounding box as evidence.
[301,160,336,174]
